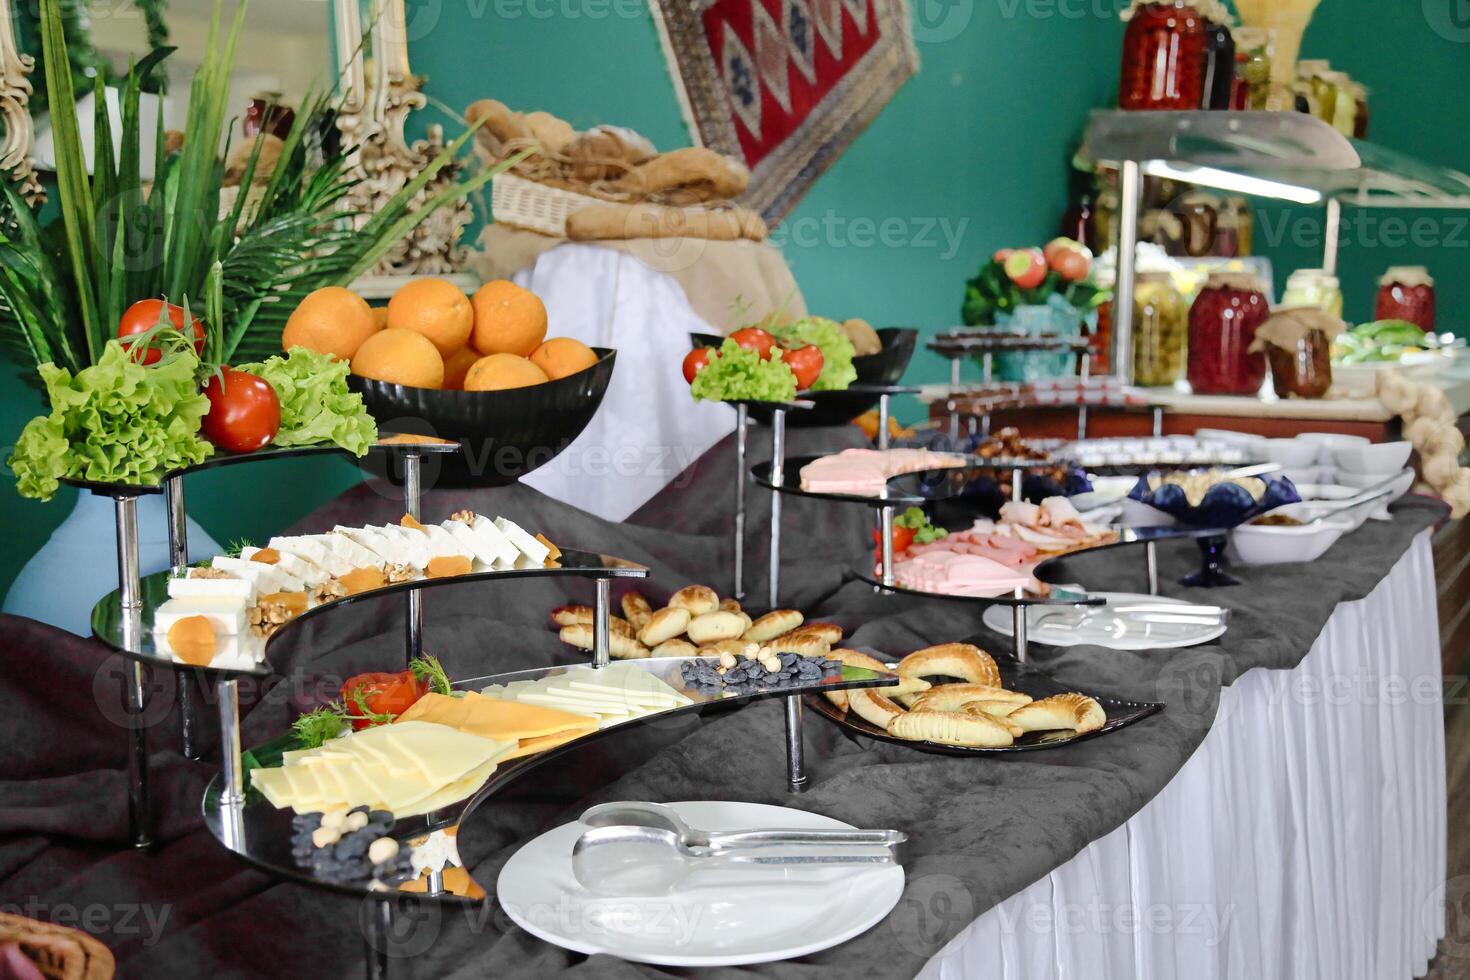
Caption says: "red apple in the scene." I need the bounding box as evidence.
[1003,248,1047,289]
[1044,237,1092,281]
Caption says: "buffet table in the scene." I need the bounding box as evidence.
[0,427,1448,978]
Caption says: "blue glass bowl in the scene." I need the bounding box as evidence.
[1128,472,1301,529]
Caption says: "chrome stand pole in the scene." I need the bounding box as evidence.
[768,409,786,609]
[877,393,891,451]
[426,870,445,896]
[593,578,611,669]
[364,899,394,980]
[1146,541,1160,596]
[165,476,201,762]
[784,696,806,794]
[1113,160,1142,387]
[947,401,960,441]
[402,452,424,666]
[217,678,244,807]
[1011,468,1023,503]
[734,403,748,599]
[1012,605,1029,664]
[1322,198,1342,277]
[114,494,153,848]
[950,357,961,388]
[1152,407,1165,437]
[879,505,896,588]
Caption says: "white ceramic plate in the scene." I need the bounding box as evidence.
[982,591,1226,650]
[497,800,906,967]
[1071,475,1140,512]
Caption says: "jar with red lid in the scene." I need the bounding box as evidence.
[1187,273,1270,395]
[1375,266,1436,332]
[1119,3,1207,110]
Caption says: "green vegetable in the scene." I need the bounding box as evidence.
[236,348,377,454]
[291,703,348,749]
[409,655,456,697]
[894,506,948,543]
[770,317,858,391]
[690,339,798,403]
[8,340,212,500]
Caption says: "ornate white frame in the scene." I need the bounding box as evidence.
[334,0,475,283]
[0,0,43,203]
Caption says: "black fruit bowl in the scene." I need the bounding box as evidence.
[690,328,918,428]
[348,348,616,487]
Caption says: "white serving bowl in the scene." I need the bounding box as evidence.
[1295,432,1370,465]
[1280,465,1322,485]
[1230,507,1354,565]
[1071,475,1141,512]
[1194,428,1268,451]
[1331,468,1415,519]
[1283,488,1370,529]
[1331,440,1413,475]
[1262,438,1319,468]
[1294,483,1358,502]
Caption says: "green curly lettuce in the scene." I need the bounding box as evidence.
[237,348,377,454]
[8,341,213,501]
[690,339,798,403]
[770,316,857,391]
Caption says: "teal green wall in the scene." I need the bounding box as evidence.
[2,0,1469,602]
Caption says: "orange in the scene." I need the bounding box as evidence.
[387,278,474,357]
[529,337,598,381]
[351,329,445,389]
[463,353,549,391]
[282,287,379,359]
[442,346,481,390]
[471,280,548,356]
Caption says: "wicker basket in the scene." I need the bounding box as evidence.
[490,172,605,237]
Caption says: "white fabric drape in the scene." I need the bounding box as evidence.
[920,532,1446,980]
[514,244,735,521]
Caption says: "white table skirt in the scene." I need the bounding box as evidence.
[920,531,1446,980]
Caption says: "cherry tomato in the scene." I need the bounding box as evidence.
[729,326,777,360]
[682,347,712,384]
[341,670,428,730]
[783,344,824,390]
[201,368,281,453]
[117,299,205,364]
[872,525,916,561]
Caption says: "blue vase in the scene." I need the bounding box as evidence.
[992,299,1084,381]
[2,491,221,635]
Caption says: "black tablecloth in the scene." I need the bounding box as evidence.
[0,425,1446,979]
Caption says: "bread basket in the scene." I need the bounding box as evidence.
[490,172,604,237]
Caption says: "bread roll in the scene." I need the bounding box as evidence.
[719,597,743,615]
[563,125,657,181]
[744,609,804,642]
[760,632,831,659]
[687,611,746,644]
[651,638,697,658]
[668,585,720,616]
[638,607,691,647]
[558,624,650,660]
[522,110,575,155]
[782,622,843,646]
[620,591,653,632]
[548,605,633,637]
[614,147,748,202]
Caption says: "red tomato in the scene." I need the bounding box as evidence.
[729,326,777,360]
[872,525,916,560]
[117,299,205,364]
[682,347,712,384]
[783,344,824,390]
[341,670,428,730]
[201,369,281,453]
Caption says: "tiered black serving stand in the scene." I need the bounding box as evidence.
[78,434,901,977]
[927,329,1098,440]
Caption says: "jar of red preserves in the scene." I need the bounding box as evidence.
[1375,266,1436,332]
[1187,272,1269,395]
[1119,3,1207,110]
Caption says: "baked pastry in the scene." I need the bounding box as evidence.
[908,684,1030,713]
[558,624,650,660]
[563,124,658,181]
[613,147,749,202]
[841,318,882,356]
[651,638,697,658]
[828,649,930,697]
[719,597,743,614]
[961,702,1023,737]
[548,605,633,637]
[638,607,691,647]
[668,585,720,616]
[887,709,1014,748]
[565,202,766,242]
[897,644,1002,687]
[964,699,1025,718]
[1006,693,1106,734]
[687,611,746,644]
[620,591,653,632]
[782,622,843,646]
[522,110,575,155]
[743,609,803,642]
[847,689,905,730]
[465,99,528,150]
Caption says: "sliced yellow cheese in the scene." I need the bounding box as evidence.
[248,767,293,809]
[281,764,331,809]
[347,720,515,786]
[396,692,597,742]
[499,727,595,761]
[395,756,500,818]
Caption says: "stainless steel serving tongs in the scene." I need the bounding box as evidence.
[580,801,907,852]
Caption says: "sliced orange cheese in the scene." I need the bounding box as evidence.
[167,615,217,666]
[426,555,472,578]
[393,691,597,760]
[340,567,387,595]
[250,547,281,565]
[377,433,456,447]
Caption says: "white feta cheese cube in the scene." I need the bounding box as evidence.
[153,595,248,635]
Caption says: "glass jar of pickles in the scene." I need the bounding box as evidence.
[1281,269,1343,319]
[1375,266,1436,332]
[1250,309,1346,400]
[1187,272,1270,395]
[1133,272,1188,387]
